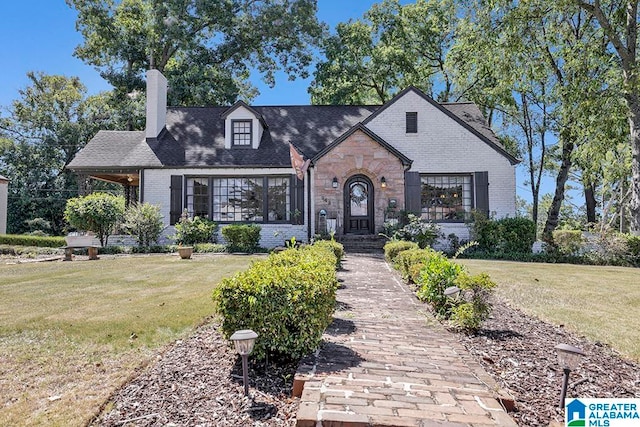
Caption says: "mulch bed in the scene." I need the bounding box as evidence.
[92,300,640,427]
[457,298,640,426]
[92,321,299,426]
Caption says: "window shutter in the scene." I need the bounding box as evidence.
[406,112,418,133]
[170,175,183,225]
[404,171,422,214]
[291,175,305,224]
[474,171,489,217]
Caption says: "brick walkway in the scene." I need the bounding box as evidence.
[294,254,517,427]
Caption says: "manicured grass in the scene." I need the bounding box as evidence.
[0,254,258,427]
[458,259,640,362]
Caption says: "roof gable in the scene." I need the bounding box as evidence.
[364,87,519,165]
[312,123,412,167]
[221,100,268,128]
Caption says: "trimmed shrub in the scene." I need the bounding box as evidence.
[450,272,496,331]
[383,240,419,263]
[194,243,227,253]
[313,239,344,267]
[625,234,640,266]
[122,202,165,247]
[64,192,125,246]
[552,230,584,256]
[394,247,436,281]
[0,234,66,248]
[416,253,463,316]
[221,224,262,253]
[213,245,338,360]
[173,211,218,245]
[470,212,535,254]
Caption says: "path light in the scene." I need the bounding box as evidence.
[444,285,461,299]
[555,343,585,407]
[230,329,258,396]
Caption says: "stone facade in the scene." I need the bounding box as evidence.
[313,130,406,235]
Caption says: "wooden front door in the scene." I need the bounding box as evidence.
[344,175,374,234]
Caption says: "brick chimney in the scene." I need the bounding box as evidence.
[145,69,167,140]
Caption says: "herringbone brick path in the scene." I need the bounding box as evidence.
[294,254,517,427]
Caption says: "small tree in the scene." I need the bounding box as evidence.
[64,192,125,246]
[122,203,164,248]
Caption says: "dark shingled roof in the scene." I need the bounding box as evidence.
[68,130,159,169]
[68,99,514,170]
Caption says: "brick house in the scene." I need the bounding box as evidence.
[68,70,518,247]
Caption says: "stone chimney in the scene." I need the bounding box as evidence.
[145,69,167,140]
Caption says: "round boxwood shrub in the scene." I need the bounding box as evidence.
[383,240,419,263]
[213,245,338,360]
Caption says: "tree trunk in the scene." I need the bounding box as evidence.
[626,93,640,235]
[543,133,574,243]
[584,180,597,224]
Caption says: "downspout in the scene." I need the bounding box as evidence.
[307,166,312,242]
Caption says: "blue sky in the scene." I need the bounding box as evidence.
[0,1,548,202]
[0,1,383,107]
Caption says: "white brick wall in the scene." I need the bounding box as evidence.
[143,167,308,247]
[366,90,516,219]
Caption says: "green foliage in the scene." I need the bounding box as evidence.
[221,224,261,253]
[470,212,535,254]
[312,239,344,268]
[0,72,121,234]
[0,234,66,248]
[122,202,164,247]
[213,245,339,360]
[383,240,419,263]
[450,273,496,331]
[394,248,437,282]
[552,230,584,256]
[69,0,324,107]
[193,243,227,253]
[625,234,640,266]
[416,253,463,316]
[386,240,496,331]
[310,0,457,104]
[173,211,218,245]
[391,214,441,249]
[63,193,125,246]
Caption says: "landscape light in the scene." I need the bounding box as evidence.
[230,329,258,396]
[555,343,585,407]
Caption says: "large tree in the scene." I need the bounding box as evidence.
[309,0,457,104]
[68,0,325,109]
[0,73,118,234]
[570,0,640,234]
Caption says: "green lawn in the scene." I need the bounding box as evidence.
[0,254,257,427]
[458,259,640,362]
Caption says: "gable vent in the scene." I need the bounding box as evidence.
[406,112,418,133]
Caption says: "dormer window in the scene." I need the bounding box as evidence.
[232,120,252,146]
[406,112,418,133]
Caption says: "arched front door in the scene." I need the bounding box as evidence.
[344,175,374,234]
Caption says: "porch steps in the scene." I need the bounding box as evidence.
[337,234,386,253]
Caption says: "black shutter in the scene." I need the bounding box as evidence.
[474,171,489,217]
[291,175,305,224]
[170,175,183,225]
[406,112,418,133]
[404,171,422,214]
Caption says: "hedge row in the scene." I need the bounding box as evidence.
[0,234,66,248]
[213,242,341,360]
[385,240,495,331]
